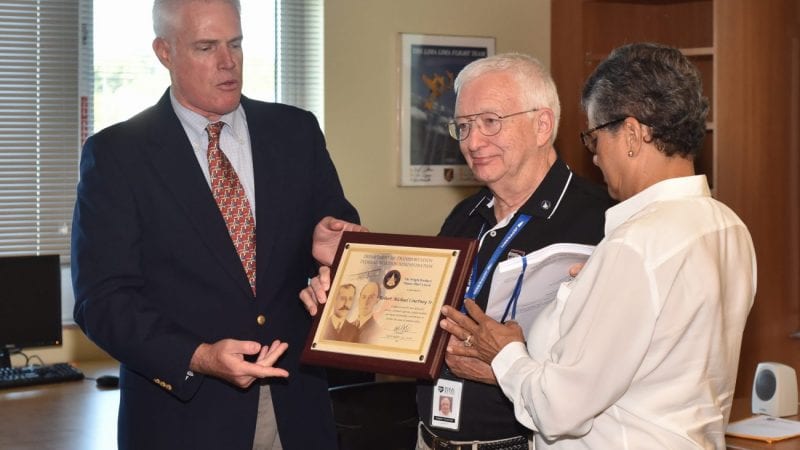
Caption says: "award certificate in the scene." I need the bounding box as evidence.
[301,232,477,379]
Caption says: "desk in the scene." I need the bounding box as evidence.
[727,398,800,450]
[0,360,119,450]
[2,367,796,450]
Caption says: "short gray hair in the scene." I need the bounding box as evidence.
[581,42,709,157]
[454,53,561,143]
[152,0,241,38]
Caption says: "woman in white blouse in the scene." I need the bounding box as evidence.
[440,42,757,449]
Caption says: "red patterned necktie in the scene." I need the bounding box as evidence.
[206,122,256,295]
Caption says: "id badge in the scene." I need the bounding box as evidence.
[430,378,463,430]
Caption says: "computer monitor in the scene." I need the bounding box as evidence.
[0,254,62,368]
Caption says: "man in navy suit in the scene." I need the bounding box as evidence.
[71,0,358,448]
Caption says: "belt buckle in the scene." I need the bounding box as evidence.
[432,435,449,449]
[432,435,462,450]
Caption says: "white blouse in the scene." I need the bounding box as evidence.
[492,175,757,449]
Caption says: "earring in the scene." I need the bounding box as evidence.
[627,150,634,158]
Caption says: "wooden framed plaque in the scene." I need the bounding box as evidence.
[301,232,477,379]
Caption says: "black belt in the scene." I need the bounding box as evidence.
[420,425,529,450]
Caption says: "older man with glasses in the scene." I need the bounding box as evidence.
[412,52,614,450]
[301,52,614,450]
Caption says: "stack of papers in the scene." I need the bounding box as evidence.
[486,242,594,336]
[726,415,800,443]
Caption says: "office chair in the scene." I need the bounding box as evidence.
[327,367,375,388]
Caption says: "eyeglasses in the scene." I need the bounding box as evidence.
[580,117,626,154]
[448,108,539,141]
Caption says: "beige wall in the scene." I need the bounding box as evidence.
[325,0,551,234]
[9,327,109,367]
[53,0,552,364]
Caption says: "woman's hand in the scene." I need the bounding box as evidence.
[440,299,525,365]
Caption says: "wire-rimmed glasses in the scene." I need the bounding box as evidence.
[448,108,539,141]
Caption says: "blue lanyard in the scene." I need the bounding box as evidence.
[500,256,527,323]
[465,214,532,302]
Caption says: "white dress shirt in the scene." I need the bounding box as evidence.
[492,175,757,449]
[170,90,256,219]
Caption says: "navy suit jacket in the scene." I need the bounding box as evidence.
[72,91,357,449]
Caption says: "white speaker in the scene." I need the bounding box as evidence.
[751,362,798,417]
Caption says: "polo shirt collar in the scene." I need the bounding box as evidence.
[469,157,574,226]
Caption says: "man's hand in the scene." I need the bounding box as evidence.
[189,339,289,389]
[312,216,368,266]
[440,300,525,365]
[298,266,332,316]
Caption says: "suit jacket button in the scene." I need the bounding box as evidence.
[256,314,266,326]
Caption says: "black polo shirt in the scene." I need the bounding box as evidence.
[417,157,613,441]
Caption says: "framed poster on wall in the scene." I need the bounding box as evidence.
[398,33,495,186]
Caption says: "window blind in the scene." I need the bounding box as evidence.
[276,0,324,126]
[0,0,79,260]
